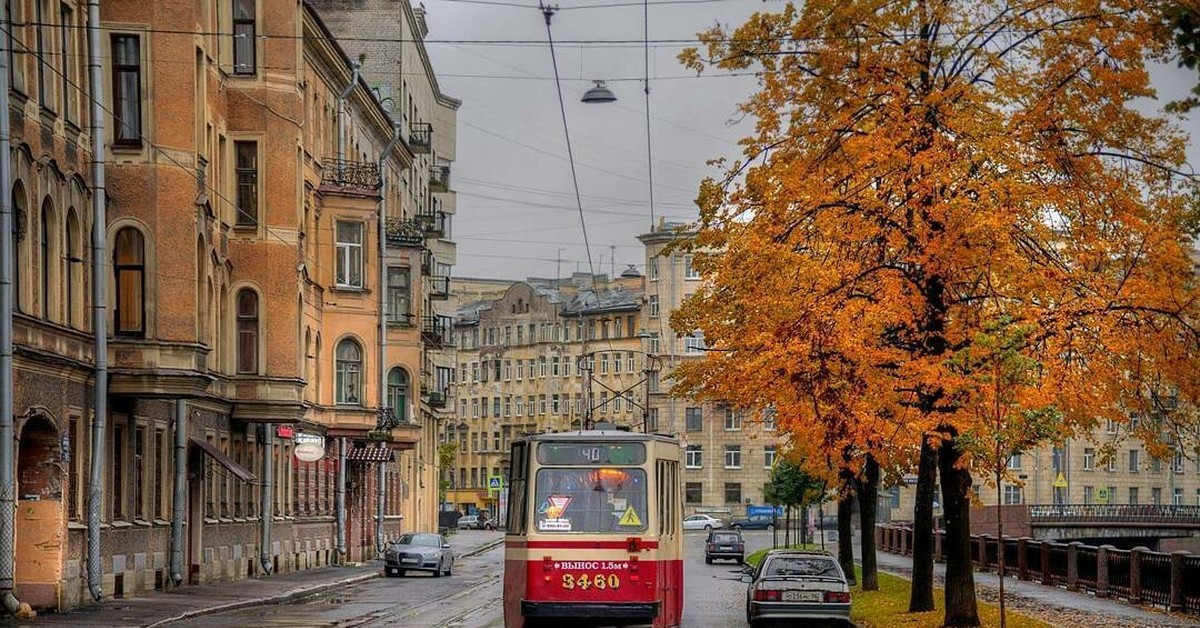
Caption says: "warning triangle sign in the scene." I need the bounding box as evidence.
[546,496,572,520]
[1053,472,1068,488]
[617,506,642,527]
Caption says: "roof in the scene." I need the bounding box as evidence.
[454,299,493,324]
[561,288,641,316]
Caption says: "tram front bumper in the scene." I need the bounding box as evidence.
[522,600,660,620]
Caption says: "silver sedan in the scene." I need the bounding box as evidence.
[384,533,454,577]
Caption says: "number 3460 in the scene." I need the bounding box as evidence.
[561,573,620,590]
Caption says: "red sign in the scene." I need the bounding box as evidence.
[275,425,295,439]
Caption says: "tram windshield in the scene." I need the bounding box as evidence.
[533,467,649,533]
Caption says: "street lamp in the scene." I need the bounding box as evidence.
[581,80,617,104]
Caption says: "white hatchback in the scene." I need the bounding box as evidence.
[682,514,725,531]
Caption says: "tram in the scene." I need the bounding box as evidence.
[502,428,683,628]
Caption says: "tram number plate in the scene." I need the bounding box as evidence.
[783,591,822,602]
[561,573,621,591]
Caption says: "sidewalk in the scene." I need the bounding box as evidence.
[25,530,505,628]
[858,534,1197,628]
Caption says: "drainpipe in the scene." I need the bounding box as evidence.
[0,0,24,617]
[336,61,361,164]
[376,122,402,556]
[86,0,109,603]
[259,428,273,574]
[335,437,347,561]
[169,401,187,586]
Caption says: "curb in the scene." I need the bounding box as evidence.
[140,570,380,628]
[141,538,504,628]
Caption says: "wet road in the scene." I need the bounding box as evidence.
[172,529,781,628]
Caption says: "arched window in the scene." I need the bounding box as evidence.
[113,227,145,336]
[12,184,25,313]
[387,368,409,422]
[236,288,258,374]
[335,338,362,405]
[40,200,53,319]
[65,209,79,328]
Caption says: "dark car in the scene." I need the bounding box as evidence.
[705,530,745,564]
[730,513,777,531]
[741,550,851,627]
[384,533,454,577]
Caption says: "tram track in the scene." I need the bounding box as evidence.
[340,552,504,627]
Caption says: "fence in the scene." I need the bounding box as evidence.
[876,524,1194,616]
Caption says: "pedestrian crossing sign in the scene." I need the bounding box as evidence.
[488,475,504,493]
[1053,472,1068,488]
[617,506,642,527]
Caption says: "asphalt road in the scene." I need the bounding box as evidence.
[170,529,783,628]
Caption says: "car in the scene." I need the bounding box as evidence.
[705,530,745,564]
[456,514,496,530]
[741,550,852,627]
[384,533,454,577]
[730,514,777,531]
[683,514,725,531]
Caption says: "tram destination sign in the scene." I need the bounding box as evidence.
[537,442,645,466]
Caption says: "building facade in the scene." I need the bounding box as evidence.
[5,0,456,612]
[445,274,646,516]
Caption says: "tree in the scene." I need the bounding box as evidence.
[764,456,824,545]
[1165,1,1200,112]
[677,2,1200,625]
[437,442,458,505]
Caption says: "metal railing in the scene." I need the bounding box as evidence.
[421,315,454,348]
[320,158,382,191]
[384,217,425,247]
[1029,504,1200,524]
[429,164,451,192]
[417,209,446,237]
[409,122,432,153]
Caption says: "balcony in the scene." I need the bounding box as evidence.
[320,158,381,195]
[422,315,454,349]
[385,217,426,248]
[421,250,434,277]
[417,210,446,237]
[422,384,449,409]
[409,122,433,154]
[429,164,451,193]
[428,274,451,300]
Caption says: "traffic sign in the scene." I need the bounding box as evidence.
[1053,472,1068,488]
[1097,487,1110,503]
[488,475,504,493]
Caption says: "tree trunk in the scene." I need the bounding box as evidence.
[837,478,856,586]
[909,437,937,612]
[939,429,981,627]
[856,454,880,591]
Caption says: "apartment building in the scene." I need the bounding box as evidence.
[3,0,456,612]
[445,273,646,515]
[638,220,780,518]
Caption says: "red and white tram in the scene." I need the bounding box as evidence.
[503,429,683,628]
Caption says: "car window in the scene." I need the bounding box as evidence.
[397,533,442,547]
[763,556,841,578]
[712,533,740,543]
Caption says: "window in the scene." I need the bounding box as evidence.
[724,407,742,431]
[648,370,659,392]
[600,353,609,374]
[235,289,259,373]
[684,254,700,279]
[684,332,705,354]
[626,352,635,372]
[504,396,512,417]
[112,424,125,519]
[335,221,363,288]
[724,482,741,504]
[685,445,701,469]
[551,356,560,377]
[65,210,79,328]
[763,446,776,469]
[539,356,547,378]
[60,3,74,117]
[1129,449,1139,473]
[493,397,501,417]
[232,0,256,75]
[516,360,523,380]
[685,482,702,504]
[34,0,48,107]
[1174,487,1184,506]
[648,333,660,355]
[725,445,741,469]
[685,407,702,431]
[649,257,659,281]
[112,35,142,145]
[1083,448,1095,471]
[1106,419,1118,434]
[1174,449,1185,473]
[39,200,55,320]
[1129,487,1139,504]
[113,227,146,336]
[649,295,659,318]
[1003,485,1023,505]
[539,395,547,415]
[1107,454,1117,472]
[387,368,409,422]
[1083,486,1094,504]
[1152,487,1162,505]
[1006,453,1021,470]
[551,394,560,414]
[515,397,524,416]
[647,408,658,432]
[234,141,258,225]
[387,267,411,323]
[335,338,363,404]
[133,425,145,519]
[614,317,622,338]
[762,407,776,431]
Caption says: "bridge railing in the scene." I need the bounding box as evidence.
[876,524,1195,616]
[1029,503,1200,523]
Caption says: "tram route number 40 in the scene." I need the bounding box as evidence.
[561,572,622,591]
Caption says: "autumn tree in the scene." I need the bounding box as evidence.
[677,2,1200,626]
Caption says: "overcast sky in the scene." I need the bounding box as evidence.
[421,0,1200,281]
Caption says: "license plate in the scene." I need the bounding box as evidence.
[719,546,732,550]
[402,558,419,563]
[783,591,822,602]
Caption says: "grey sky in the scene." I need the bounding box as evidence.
[422,0,1200,281]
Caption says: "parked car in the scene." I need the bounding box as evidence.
[741,550,852,627]
[683,514,725,531]
[705,530,745,564]
[730,513,777,531]
[456,514,496,530]
[384,533,454,577]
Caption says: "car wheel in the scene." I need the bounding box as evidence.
[445,562,453,577]
[766,524,775,532]
[433,560,443,578]
[397,570,407,577]
[705,557,712,564]
[704,525,713,532]
[732,524,742,531]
